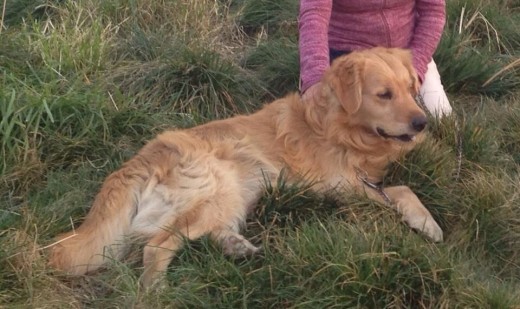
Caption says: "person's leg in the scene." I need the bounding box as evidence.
[419,60,452,117]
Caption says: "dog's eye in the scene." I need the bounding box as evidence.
[377,90,393,100]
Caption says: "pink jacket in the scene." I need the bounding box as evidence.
[299,0,446,92]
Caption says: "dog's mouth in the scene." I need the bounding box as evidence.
[376,128,415,142]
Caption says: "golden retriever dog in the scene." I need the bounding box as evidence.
[48,47,443,287]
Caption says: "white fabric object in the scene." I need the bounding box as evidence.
[419,60,453,117]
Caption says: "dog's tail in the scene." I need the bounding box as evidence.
[48,159,148,275]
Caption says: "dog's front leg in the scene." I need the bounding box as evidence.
[363,185,443,242]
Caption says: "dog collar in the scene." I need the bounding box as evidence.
[355,168,392,204]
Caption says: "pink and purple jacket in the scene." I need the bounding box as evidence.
[299,0,446,93]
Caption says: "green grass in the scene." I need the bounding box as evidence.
[1,0,520,307]
[435,0,520,97]
[236,0,299,37]
[243,37,299,98]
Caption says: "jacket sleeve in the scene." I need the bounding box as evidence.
[299,0,333,93]
[408,0,446,82]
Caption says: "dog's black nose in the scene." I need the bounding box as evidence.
[411,115,427,132]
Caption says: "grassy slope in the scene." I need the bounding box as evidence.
[1,0,520,307]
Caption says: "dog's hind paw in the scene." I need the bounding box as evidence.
[220,233,260,257]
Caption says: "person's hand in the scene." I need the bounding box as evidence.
[301,83,321,103]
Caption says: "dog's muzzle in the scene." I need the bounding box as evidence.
[376,114,427,142]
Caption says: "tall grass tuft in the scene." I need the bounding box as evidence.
[493,101,520,164]
[108,46,264,119]
[243,37,299,98]
[436,0,520,97]
[453,169,520,278]
[1,0,56,27]
[236,0,298,36]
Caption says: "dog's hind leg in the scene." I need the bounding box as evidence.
[140,195,254,287]
[141,231,183,288]
[140,210,211,288]
[140,154,265,287]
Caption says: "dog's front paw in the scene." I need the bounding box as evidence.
[403,213,443,242]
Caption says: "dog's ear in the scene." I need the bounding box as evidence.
[392,48,420,95]
[322,56,364,114]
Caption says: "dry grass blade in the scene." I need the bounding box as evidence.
[482,57,520,87]
[0,0,6,34]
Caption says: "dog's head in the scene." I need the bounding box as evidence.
[321,48,426,146]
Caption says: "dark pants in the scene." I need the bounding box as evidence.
[329,49,351,63]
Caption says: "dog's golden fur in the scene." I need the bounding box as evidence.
[49,47,443,287]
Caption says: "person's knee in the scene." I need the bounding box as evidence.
[419,60,452,117]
